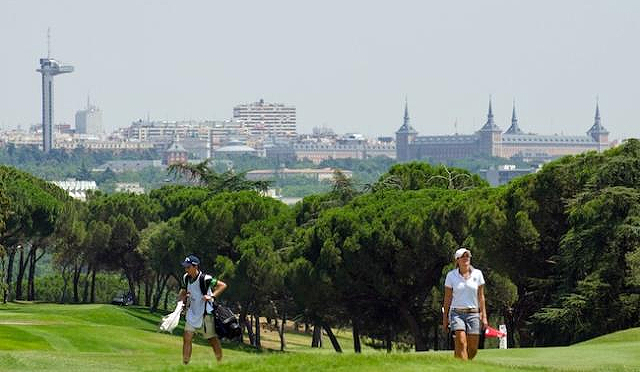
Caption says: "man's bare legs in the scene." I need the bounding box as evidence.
[208,337,223,361]
[183,331,194,364]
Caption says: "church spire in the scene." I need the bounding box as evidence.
[588,98,608,135]
[397,97,417,133]
[488,98,494,122]
[403,98,410,125]
[505,99,524,134]
[480,96,501,131]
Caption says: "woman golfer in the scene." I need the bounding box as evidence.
[442,247,488,360]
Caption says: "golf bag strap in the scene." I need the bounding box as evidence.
[199,273,214,332]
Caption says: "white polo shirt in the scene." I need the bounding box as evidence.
[444,267,485,309]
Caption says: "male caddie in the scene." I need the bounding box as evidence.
[178,255,227,365]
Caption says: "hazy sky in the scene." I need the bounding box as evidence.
[1,0,639,140]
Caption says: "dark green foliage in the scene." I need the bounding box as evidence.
[34,272,128,303]
[372,162,488,192]
[320,156,397,185]
[149,185,211,220]
[3,138,640,351]
[168,160,271,193]
[276,176,332,198]
[443,155,531,174]
[530,187,640,344]
[291,187,501,350]
[178,191,289,263]
[0,146,158,181]
[492,139,640,346]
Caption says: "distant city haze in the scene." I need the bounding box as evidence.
[1,0,639,140]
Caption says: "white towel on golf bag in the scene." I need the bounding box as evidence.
[159,301,184,332]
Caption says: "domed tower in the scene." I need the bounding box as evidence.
[477,98,503,157]
[587,101,609,152]
[395,99,417,162]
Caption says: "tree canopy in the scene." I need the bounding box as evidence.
[3,139,640,350]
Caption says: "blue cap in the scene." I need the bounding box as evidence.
[181,255,200,267]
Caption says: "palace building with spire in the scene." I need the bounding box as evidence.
[396,99,610,162]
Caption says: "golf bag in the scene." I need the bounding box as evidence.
[214,304,242,340]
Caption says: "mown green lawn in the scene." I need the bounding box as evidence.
[1,302,638,371]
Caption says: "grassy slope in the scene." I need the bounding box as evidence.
[0,303,638,372]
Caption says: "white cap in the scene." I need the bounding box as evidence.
[454,248,472,260]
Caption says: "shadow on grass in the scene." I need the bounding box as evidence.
[122,306,270,354]
[121,307,167,330]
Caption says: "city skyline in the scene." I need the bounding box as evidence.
[1,1,639,140]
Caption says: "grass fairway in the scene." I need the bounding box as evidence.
[1,302,638,371]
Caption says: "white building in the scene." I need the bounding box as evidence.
[292,142,396,164]
[115,182,145,194]
[233,99,297,138]
[214,140,258,158]
[121,119,252,158]
[93,160,163,173]
[479,165,537,186]
[75,99,103,135]
[246,167,352,181]
[51,179,97,201]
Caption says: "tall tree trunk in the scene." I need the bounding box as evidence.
[136,280,141,305]
[90,267,97,303]
[144,279,152,307]
[244,317,255,346]
[433,323,439,351]
[72,262,83,303]
[0,251,6,304]
[163,289,169,311]
[352,320,361,353]
[321,322,342,353]
[311,324,321,347]
[311,323,322,348]
[254,312,262,350]
[386,331,392,353]
[151,274,169,313]
[125,272,137,305]
[239,304,253,345]
[504,308,516,348]
[5,247,16,302]
[400,306,428,351]
[311,324,322,348]
[60,266,70,303]
[82,264,92,303]
[279,302,286,351]
[27,246,36,301]
[147,279,153,307]
[27,247,46,301]
[1,255,5,304]
[15,247,25,300]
